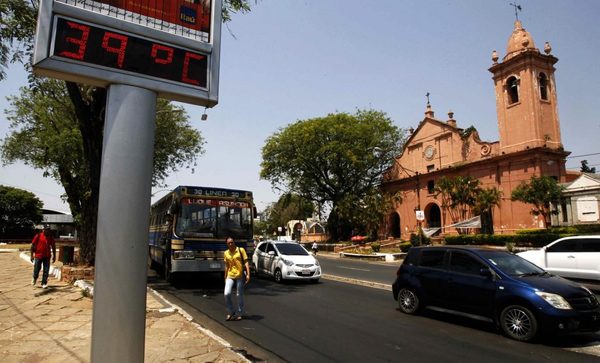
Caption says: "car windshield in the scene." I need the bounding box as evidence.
[275,243,309,256]
[479,250,546,276]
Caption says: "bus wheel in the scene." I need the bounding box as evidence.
[163,258,173,283]
[147,251,157,271]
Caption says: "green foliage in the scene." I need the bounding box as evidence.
[434,176,501,234]
[0,185,43,236]
[262,193,314,236]
[444,234,512,246]
[511,176,564,228]
[460,126,477,139]
[409,230,430,246]
[442,228,600,248]
[0,80,204,264]
[260,109,405,240]
[399,241,412,252]
[222,0,255,22]
[0,0,38,80]
[370,242,381,252]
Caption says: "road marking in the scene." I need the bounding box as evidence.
[336,266,371,272]
[322,274,392,291]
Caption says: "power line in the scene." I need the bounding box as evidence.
[566,152,600,158]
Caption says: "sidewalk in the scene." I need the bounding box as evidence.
[0,250,249,363]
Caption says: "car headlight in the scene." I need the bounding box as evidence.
[535,291,572,310]
[281,258,294,266]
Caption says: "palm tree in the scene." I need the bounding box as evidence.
[473,187,502,234]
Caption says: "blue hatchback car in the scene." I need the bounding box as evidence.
[392,246,600,342]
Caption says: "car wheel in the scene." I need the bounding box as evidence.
[274,268,283,283]
[397,288,420,314]
[500,305,538,342]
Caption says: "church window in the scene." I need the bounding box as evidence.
[427,180,435,194]
[507,76,519,104]
[427,164,435,173]
[539,72,549,100]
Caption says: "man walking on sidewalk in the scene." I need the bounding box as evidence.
[30,225,56,288]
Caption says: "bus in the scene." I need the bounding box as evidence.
[148,186,255,281]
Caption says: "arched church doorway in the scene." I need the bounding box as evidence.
[425,203,441,228]
[389,212,401,238]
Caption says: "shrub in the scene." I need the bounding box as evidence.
[410,231,431,246]
[399,241,412,252]
[371,242,381,252]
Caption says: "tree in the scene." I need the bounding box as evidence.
[336,186,401,241]
[433,176,502,234]
[433,176,481,229]
[581,160,596,174]
[0,185,43,238]
[511,176,564,229]
[0,0,254,265]
[1,79,204,264]
[262,193,314,237]
[473,187,502,234]
[260,110,405,241]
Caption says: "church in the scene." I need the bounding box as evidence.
[381,19,580,240]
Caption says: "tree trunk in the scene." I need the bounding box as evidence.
[78,196,98,265]
[65,82,106,266]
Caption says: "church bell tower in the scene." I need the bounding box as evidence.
[489,20,563,154]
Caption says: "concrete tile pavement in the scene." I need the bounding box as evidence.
[0,250,249,363]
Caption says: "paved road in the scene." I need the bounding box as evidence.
[318,254,398,287]
[150,270,600,363]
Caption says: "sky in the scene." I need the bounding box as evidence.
[1,0,599,214]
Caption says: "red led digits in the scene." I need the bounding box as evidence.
[53,17,208,89]
[182,52,205,85]
[102,32,129,68]
[59,21,90,60]
[151,44,174,65]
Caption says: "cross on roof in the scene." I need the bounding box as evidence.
[509,2,522,21]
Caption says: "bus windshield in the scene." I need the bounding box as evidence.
[175,198,252,239]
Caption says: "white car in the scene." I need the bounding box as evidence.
[252,241,321,283]
[517,235,600,281]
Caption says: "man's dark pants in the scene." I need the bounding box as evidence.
[33,257,51,285]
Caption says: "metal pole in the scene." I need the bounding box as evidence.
[91,84,157,363]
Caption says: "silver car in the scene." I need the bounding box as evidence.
[252,241,321,283]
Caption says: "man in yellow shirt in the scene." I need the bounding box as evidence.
[224,237,250,321]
